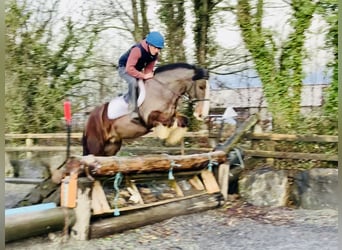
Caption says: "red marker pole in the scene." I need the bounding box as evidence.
[64,100,72,158]
[61,99,77,208]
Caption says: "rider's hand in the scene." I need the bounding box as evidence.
[143,72,154,79]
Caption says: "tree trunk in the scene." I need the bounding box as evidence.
[90,192,224,239]
[72,151,227,177]
[5,207,75,243]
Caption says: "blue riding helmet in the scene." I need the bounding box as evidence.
[146,31,165,49]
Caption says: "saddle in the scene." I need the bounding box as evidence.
[107,80,146,120]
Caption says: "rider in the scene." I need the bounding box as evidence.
[118,31,165,122]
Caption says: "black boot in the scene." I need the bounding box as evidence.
[130,98,140,124]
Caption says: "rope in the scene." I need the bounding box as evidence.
[162,154,181,180]
[113,172,123,216]
[207,153,218,172]
[234,148,245,169]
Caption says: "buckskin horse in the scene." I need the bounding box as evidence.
[82,62,210,156]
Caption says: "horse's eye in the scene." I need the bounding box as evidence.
[199,86,205,90]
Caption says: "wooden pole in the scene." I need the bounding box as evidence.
[89,192,224,239]
[218,164,230,201]
[25,138,33,159]
[5,207,75,243]
[70,151,227,177]
[214,114,259,153]
[70,178,93,241]
[5,177,44,184]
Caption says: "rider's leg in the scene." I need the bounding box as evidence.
[128,84,137,111]
[128,87,140,121]
[118,66,139,120]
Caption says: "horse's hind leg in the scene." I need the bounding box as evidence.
[104,140,122,156]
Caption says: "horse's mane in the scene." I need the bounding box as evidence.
[154,62,196,74]
[154,62,209,80]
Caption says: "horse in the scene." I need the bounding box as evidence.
[82,62,210,156]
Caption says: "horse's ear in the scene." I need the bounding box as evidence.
[192,67,209,80]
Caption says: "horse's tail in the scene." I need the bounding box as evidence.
[82,131,89,156]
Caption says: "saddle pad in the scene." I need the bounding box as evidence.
[107,96,129,119]
[137,79,146,107]
[107,80,146,120]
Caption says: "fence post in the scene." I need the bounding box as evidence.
[26,138,33,159]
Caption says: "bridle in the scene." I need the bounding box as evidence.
[187,79,210,104]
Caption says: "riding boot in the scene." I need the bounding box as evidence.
[129,87,140,123]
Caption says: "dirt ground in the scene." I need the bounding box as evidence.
[5,198,338,250]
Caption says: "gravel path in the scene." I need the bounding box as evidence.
[5,200,338,250]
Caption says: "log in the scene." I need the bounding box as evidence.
[71,151,227,176]
[5,207,75,243]
[89,192,224,239]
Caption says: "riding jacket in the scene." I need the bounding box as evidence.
[118,39,158,79]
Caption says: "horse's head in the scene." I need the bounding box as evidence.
[153,63,210,120]
[187,66,210,121]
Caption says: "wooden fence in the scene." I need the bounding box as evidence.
[5,131,212,157]
[5,125,338,162]
[244,132,338,162]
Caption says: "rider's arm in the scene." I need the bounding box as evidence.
[125,47,145,79]
[144,61,156,75]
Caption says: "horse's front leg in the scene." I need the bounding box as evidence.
[148,111,189,144]
[166,114,189,145]
[175,113,189,127]
[148,111,176,139]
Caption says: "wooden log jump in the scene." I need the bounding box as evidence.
[65,151,228,177]
[62,151,229,240]
[7,151,230,243]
